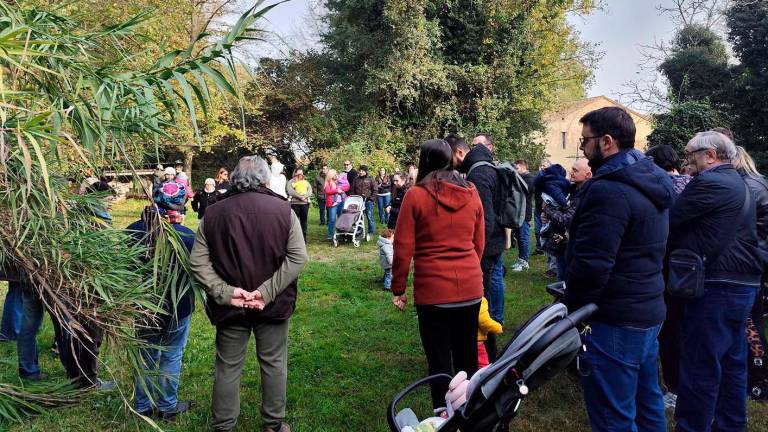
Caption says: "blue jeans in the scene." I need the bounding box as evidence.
[318,200,327,225]
[364,200,375,234]
[580,321,666,432]
[534,212,543,249]
[18,287,44,378]
[489,253,506,323]
[327,204,338,239]
[135,315,192,413]
[383,269,392,291]
[555,252,567,282]
[515,220,531,262]
[0,282,23,340]
[675,284,757,432]
[377,194,391,224]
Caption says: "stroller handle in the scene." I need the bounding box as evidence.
[387,373,453,432]
[515,303,598,374]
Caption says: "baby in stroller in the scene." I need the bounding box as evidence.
[388,299,597,432]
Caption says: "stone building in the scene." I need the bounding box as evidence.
[538,96,653,167]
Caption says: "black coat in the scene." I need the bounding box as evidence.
[459,145,506,257]
[191,190,218,219]
[670,164,764,284]
[520,172,535,223]
[741,170,768,253]
[565,150,674,327]
[387,186,407,229]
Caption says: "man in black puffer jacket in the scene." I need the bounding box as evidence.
[451,135,506,360]
[671,131,764,432]
[565,107,674,432]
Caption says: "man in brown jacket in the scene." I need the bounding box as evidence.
[351,165,378,239]
[190,155,308,432]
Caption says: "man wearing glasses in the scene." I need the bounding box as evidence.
[669,131,763,432]
[342,160,358,186]
[564,107,674,431]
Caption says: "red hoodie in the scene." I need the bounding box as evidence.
[392,179,485,305]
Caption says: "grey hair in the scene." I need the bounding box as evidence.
[688,131,737,162]
[231,155,271,192]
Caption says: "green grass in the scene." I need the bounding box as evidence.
[1,199,766,431]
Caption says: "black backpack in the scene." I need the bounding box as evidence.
[747,315,768,400]
[468,161,529,229]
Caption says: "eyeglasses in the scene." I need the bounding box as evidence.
[685,148,711,159]
[579,135,603,146]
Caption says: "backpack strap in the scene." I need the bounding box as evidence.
[467,161,494,177]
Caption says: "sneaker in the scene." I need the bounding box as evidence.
[137,407,157,418]
[533,249,545,256]
[94,379,117,392]
[510,259,529,272]
[663,392,677,410]
[263,423,291,432]
[20,372,48,381]
[160,400,191,420]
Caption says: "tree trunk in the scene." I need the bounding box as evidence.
[184,150,195,191]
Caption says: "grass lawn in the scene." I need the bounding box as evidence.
[1,198,767,431]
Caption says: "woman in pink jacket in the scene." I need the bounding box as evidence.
[325,169,349,240]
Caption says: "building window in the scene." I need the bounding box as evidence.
[561,132,567,150]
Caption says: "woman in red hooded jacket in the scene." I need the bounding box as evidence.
[391,138,485,408]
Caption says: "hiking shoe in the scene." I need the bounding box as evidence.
[263,423,290,432]
[663,392,677,410]
[510,259,529,272]
[160,400,191,420]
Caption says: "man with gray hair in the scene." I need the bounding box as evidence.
[670,131,764,431]
[190,155,308,432]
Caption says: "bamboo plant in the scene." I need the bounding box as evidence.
[0,0,277,423]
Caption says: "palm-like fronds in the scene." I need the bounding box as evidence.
[0,0,275,423]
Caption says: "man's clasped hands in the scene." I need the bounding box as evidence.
[230,287,266,310]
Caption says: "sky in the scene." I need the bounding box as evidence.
[242,1,680,112]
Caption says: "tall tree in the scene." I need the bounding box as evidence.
[725,0,768,160]
[317,0,597,164]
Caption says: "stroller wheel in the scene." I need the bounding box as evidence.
[353,238,361,248]
[333,238,339,247]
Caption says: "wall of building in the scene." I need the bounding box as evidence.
[538,97,653,168]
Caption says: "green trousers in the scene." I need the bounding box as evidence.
[212,319,289,431]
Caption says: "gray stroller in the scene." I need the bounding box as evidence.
[333,195,367,247]
[387,302,597,432]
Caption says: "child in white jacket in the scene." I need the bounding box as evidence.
[378,228,394,290]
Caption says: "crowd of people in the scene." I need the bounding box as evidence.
[1,105,767,432]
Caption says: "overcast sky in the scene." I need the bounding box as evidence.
[246,1,680,112]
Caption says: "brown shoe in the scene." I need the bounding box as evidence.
[263,423,290,432]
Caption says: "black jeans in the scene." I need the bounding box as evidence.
[659,291,684,394]
[481,254,501,361]
[291,204,309,243]
[416,303,480,408]
[55,320,103,388]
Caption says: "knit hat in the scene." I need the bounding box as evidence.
[164,167,177,176]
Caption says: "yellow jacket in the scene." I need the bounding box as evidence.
[478,297,502,342]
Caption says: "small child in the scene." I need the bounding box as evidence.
[378,228,394,290]
[478,297,503,368]
[534,163,570,207]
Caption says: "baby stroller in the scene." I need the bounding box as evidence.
[387,301,597,432]
[333,195,367,248]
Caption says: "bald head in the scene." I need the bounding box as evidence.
[570,158,592,187]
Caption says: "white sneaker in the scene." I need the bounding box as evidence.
[511,259,529,272]
[663,392,677,410]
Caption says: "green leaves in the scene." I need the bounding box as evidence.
[0,0,275,423]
